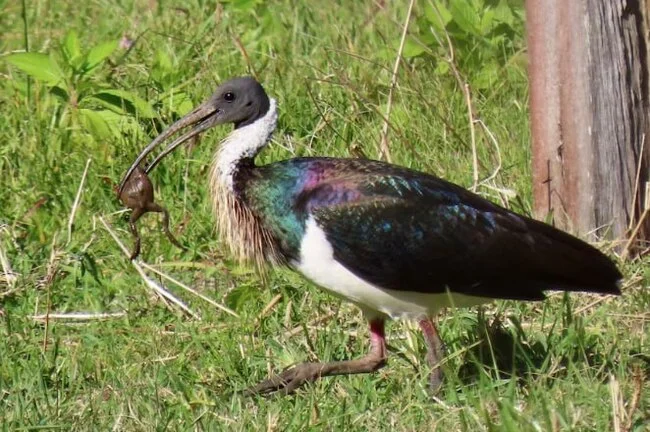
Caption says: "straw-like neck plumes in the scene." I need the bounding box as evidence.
[210,98,280,270]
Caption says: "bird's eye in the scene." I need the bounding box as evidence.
[224,92,235,102]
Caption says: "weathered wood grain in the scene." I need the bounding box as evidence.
[527,0,649,251]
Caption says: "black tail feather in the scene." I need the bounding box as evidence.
[523,217,623,296]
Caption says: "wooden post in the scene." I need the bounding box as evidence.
[526,0,650,252]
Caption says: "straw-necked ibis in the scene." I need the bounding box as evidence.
[120,77,622,395]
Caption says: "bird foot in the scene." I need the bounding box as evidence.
[244,362,327,396]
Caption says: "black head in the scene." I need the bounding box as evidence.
[119,76,270,192]
[205,76,270,129]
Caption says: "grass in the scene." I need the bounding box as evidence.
[1,0,649,430]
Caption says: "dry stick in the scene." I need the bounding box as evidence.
[139,261,239,318]
[622,134,647,260]
[378,0,416,163]
[283,311,336,339]
[255,293,282,325]
[622,208,649,260]
[574,296,609,315]
[464,84,479,192]
[67,158,91,245]
[99,216,199,319]
[31,312,126,321]
[627,134,646,233]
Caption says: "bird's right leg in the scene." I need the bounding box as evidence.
[128,207,145,260]
[246,318,388,396]
[418,317,445,394]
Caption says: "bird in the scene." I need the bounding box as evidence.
[119,76,622,395]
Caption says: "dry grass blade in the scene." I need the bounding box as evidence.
[622,208,649,260]
[283,311,336,339]
[31,312,126,321]
[609,374,623,432]
[140,261,239,318]
[99,216,200,320]
[67,158,91,245]
[377,0,416,163]
[0,241,17,290]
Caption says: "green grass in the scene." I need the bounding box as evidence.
[1,0,649,430]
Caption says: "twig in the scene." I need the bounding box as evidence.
[31,312,126,321]
[140,261,238,318]
[574,296,609,315]
[67,158,91,245]
[283,311,335,339]
[255,293,282,324]
[622,208,649,260]
[378,0,416,163]
[100,216,200,319]
[464,84,478,191]
[627,134,645,233]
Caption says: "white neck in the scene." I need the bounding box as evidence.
[212,98,278,191]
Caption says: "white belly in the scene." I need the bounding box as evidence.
[295,218,488,320]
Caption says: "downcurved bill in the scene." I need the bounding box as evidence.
[119,100,221,194]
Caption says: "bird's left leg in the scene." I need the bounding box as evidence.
[418,317,445,394]
[245,318,387,396]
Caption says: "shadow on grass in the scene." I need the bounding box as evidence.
[450,311,644,387]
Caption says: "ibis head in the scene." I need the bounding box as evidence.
[119,77,270,193]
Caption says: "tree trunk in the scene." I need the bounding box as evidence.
[526,0,650,253]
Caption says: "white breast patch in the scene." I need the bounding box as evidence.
[295,217,487,319]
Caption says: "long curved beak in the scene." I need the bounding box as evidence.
[119,99,221,194]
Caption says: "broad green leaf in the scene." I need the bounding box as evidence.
[83,40,119,72]
[90,89,157,118]
[434,60,450,76]
[494,0,514,26]
[402,38,426,58]
[4,52,64,86]
[449,0,479,36]
[424,1,452,31]
[79,109,112,139]
[480,8,495,34]
[62,30,82,66]
[80,109,136,139]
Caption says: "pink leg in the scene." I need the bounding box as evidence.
[418,317,445,394]
[246,318,388,396]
